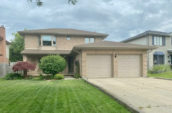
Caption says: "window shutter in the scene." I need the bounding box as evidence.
[162,37,165,46]
[152,36,154,45]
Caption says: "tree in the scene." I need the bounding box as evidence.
[12,61,36,77]
[9,33,24,62]
[39,55,66,76]
[28,0,77,6]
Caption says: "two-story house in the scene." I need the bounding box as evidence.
[19,28,154,78]
[122,30,171,69]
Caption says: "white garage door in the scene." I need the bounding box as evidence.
[118,55,141,77]
[86,55,112,78]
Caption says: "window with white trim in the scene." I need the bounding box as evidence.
[85,37,95,43]
[41,35,56,46]
[152,36,165,46]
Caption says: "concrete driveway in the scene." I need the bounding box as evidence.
[87,78,172,113]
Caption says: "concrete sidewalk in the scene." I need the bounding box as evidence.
[87,78,172,113]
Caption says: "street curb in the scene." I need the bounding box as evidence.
[83,79,140,113]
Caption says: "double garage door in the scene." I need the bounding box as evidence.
[86,54,141,78]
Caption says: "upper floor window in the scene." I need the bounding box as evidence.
[152,36,165,46]
[66,36,71,40]
[85,37,95,44]
[41,35,56,46]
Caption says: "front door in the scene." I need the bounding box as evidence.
[171,55,172,65]
[68,56,74,74]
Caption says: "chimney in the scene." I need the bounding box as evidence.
[0,25,8,63]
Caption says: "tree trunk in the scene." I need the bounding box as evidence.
[24,70,27,78]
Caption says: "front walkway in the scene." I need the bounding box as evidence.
[87,78,172,113]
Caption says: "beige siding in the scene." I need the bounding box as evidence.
[25,35,39,49]
[128,36,149,45]
[56,36,84,50]
[56,36,104,50]
[24,35,104,50]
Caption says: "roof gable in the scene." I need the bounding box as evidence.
[122,30,170,42]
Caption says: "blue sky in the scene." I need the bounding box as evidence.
[1,0,172,41]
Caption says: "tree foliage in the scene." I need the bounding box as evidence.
[39,55,66,76]
[9,33,24,62]
[12,61,36,77]
[28,0,77,6]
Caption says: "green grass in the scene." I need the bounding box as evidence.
[0,79,130,113]
[148,71,172,79]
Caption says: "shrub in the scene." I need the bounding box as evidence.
[12,61,36,77]
[39,74,44,80]
[39,55,66,77]
[74,73,80,78]
[5,73,23,80]
[54,74,64,80]
[148,65,171,74]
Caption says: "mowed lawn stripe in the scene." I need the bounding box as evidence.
[0,79,130,113]
[2,81,48,113]
[68,81,98,113]
[0,81,38,113]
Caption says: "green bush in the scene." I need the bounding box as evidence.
[74,73,80,78]
[54,74,64,80]
[148,65,171,74]
[5,73,23,80]
[39,55,66,77]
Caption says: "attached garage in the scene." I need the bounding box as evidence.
[86,54,112,78]
[118,54,141,77]
[74,41,155,78]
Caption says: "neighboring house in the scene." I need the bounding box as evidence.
[122,30,171,69]
[0,25,11,76]
[19,28,154,78]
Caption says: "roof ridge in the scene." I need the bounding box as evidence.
[18,28,108,37]
[122,30,170,42]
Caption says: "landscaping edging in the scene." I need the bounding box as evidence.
[83,78,139,113]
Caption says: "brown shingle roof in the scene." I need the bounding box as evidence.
[18,28,108,37]
[122,30,170,42]
[21,49,71,55]
[74,41,156,50]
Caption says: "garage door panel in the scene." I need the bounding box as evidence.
[86,55,112,78]
[118,55,141,77]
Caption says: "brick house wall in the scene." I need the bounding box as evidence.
[0,26,10,77]
[0,26,8,63]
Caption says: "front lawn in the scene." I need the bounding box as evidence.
[148,71,172,79]
[0,79,130,113]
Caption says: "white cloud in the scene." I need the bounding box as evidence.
[0,0,172,41]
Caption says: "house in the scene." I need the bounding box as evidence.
[19,28,154,78]
[122,30,171,69]
[0,25,11,76]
